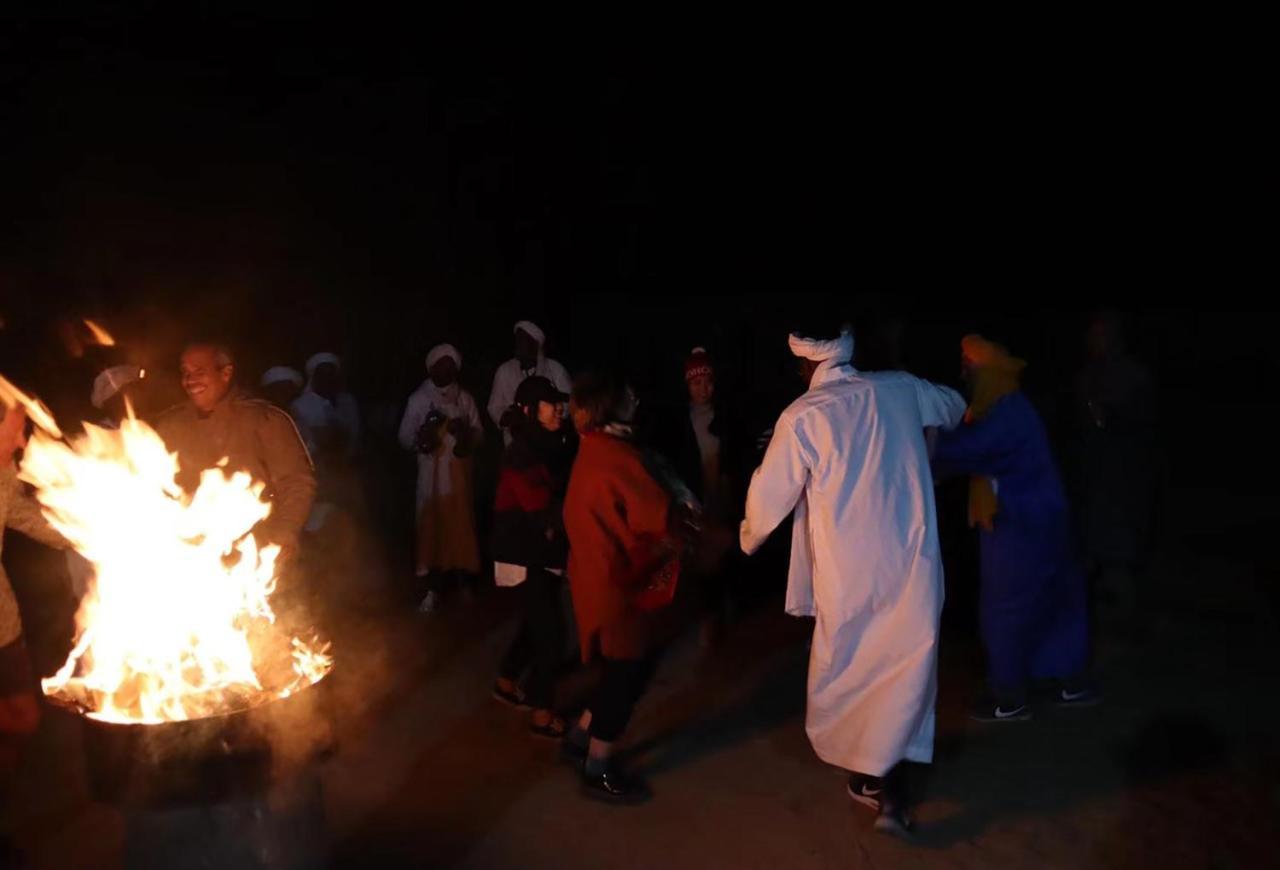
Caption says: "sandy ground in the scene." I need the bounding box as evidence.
[3,481,1279,869]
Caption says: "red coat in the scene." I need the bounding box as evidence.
[563,432,671,661]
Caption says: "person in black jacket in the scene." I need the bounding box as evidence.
[491,376,577,738]
[657,348,746,644]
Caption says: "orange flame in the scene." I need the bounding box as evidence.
[83,319,116,346]
[0,374,63,440]
[12,386,332,723]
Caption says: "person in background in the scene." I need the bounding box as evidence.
[491,376,576,739]
[155,342,315,564]
[561,373,677,803]
[658,347,745,645]
[933,335,1095,724]
[488,321,572,446]
[740,327,966,837]
[1075,311,1155,626]
[291,352,360,461]
[260,366,304,413]
[399,344,483,613]
[0,402,68,772]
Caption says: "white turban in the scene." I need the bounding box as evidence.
[305,352,341,379]
[91,364,145,410]
[261,366,304,389]
[513,320,545,346]
[789,329,854,387]
[788,330,854,363]
[426,343,461,371]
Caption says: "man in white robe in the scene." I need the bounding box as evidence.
[488,321,572,446]
[400,343,484,612]
[291,352,361,460]
[740,328,965,835]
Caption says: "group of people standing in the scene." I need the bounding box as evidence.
[376,316,1111,837]
[0,310,1151,842]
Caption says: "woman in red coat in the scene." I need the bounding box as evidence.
[562,373,674,803]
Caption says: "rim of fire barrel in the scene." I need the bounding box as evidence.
[43,668,334,728]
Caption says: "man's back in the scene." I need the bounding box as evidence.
[792,372,957,593]
[745,367,964,619]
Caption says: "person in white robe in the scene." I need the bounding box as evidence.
[399,343,484,612]
[290,353,362,534]
[290,352,361,460]
[740,327,965,835]
[260,366,304,412]
[488,321,572,446]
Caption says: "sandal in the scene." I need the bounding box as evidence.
[529,715,568,740]
[492,682,531,710]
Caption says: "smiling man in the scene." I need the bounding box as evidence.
[155,342,316,559]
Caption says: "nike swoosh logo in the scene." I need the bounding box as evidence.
[1060,689,1091,702]
[994,706,1026,719]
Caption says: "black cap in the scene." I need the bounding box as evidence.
[514,375,569,408]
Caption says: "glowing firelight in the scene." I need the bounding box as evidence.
[0,375,62,440]
[3,378,332,723]
[83,318,116,346]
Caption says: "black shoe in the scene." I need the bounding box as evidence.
[969,696,1032,723]
[529,716,569,741]
[874,800,914,838]
[492,682,532,710]
[580,765,650,804]
[846,774,884,812]
[560,731,589,765]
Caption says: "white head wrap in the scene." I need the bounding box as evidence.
[91,364,145,410]
[305,352,341,379]
[426,343,462,371]
[789,329,855,387]
[513,320,545,346]
[261,366,304,389]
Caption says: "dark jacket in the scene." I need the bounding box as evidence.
[492,419,576,570]
[155,391,316,549]
[656,400,746,516]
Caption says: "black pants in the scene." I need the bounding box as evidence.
[589,656,659,743]
[497,568,565,710]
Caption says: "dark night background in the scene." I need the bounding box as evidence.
[0,10,1277,867]
[0,11,1272,527]
[3,10,1273,580]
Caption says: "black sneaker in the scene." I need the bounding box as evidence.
[874,800,914,838]
[846,774,884,812]
[492,682,532,710]
[581,765,650,805]
[1054,686,1101,708]
[560,729,589,765]
[969,697,1032,723]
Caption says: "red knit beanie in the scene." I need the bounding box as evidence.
[684,347,714,382]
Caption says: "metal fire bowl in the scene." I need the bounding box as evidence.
[65,677,333,808]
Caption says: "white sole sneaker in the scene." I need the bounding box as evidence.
[969,705,1032,723]
[846,781,882,812]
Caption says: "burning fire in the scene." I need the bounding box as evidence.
[3,377,332,723]
[83,318,116,346]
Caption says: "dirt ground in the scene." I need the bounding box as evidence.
[3,453,1279,868]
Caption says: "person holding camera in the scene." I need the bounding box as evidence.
[398,344,483,613]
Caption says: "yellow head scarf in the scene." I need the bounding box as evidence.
[960,335,1026,531]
